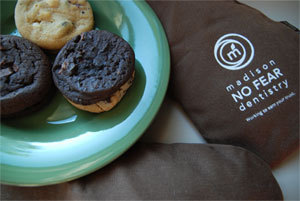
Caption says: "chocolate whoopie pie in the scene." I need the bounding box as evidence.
[0,35,52,118]
[52,30,135,113]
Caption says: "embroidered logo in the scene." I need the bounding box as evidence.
[214,33,254,70]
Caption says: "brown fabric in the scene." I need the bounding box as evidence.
[1,143,282,200]
[148,0,299,167]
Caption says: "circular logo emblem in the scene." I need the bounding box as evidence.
[214,33,254,70]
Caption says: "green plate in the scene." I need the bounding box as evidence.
[0,0,170,186]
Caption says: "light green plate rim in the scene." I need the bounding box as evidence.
[0,0,170,186]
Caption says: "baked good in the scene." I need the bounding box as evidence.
[52,30,135,113]
[14,0,94,50]
[0,35,52,118]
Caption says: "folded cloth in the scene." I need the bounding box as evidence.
[148,0,299,167]
[1,143,282,200]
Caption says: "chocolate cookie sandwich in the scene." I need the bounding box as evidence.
[0,35,52,118]
[52,30,135,113]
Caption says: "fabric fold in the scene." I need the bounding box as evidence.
[1,143,283,200]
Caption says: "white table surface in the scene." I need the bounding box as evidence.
[141,1,299,200]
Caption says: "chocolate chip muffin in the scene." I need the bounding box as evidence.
[52,30,135,113]
[0,35,52,118]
